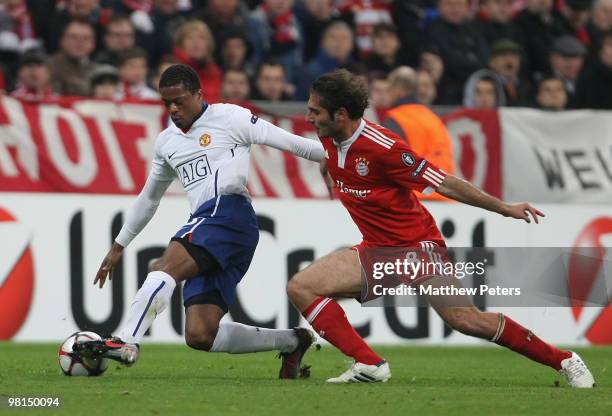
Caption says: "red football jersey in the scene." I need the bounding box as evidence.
[321,119,447,247]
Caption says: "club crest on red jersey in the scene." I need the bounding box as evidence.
[355,157,370,176]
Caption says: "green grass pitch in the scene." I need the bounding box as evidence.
[1,343,611,415]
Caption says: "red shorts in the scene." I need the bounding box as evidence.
[353,240,451,303]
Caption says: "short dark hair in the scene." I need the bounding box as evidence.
[61,18,95,40]
[223,68,248,80]
[371,23,397,38]
[159,64,201,93]
[117,47,148,66]
[255,58,284,79]
[106,14,133,29]
[536,73,564,89]
[310,69,369,119]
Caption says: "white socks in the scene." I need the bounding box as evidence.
[120,271,176,344]
[119,271,297,354]
[210,322,298,354]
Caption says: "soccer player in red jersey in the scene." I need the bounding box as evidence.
[286,69,595,387]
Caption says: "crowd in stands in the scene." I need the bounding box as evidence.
[0,0,611,110]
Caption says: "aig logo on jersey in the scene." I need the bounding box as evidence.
[355,157,370,176]
[199,133,212,147]
[175,154,212,188]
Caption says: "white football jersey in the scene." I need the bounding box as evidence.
[115,103,324,247]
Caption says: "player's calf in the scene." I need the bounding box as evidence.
[438,306,498,339]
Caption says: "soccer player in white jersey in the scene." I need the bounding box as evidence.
[75,64,325,379]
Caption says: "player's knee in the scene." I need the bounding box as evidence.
[185,326,218,351]
[148,258,164,273]
[286,275,309,301]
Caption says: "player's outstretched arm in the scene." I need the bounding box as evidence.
[231,106,325,162]
[94,175,172,288]
[436,175,545,223]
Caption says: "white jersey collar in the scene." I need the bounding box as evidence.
[333,119,366,149]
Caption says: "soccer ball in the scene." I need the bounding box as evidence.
[58,331,109,376]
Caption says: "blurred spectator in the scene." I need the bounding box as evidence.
[172,20,222,103]
[90,64,119,99]
[340,0,392,58]
[221,68,251,100]
[24,0,55,54]
[48,19,99,96]
[294,0,338,62]
[415,70,438,105]
[418,49,445,86]
[151,54,178,91]
[384,66,455,202]
[0,0,41,53]
[513,0,568,75]
[588,0,612,52]
[10,50,58,101]
[140,0,189,69]
[251,59,291,101]
[364,23,402,75]
[217,28,254,75]
[463,69,506,107]
[557,0,593,44]
[0,0,42,87]
[475,0,519,46]
[487,39,533,106]
[197,0,264,55]
[535,74,568,110]
[574,30,612,108]
[368,72,392,108]
[549,35,586,105]
[427,0,488,104]
[294,20,354,99]
[116,47,159,100]
[250,0,303,85]
[391,0,423,66]
[94,14,136,66]
[46,0,112,53]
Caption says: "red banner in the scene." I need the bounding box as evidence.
[0,97,501,198]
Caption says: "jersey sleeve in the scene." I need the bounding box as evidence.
[150,135,175,182]
[228,105,325,161]
[384,140,447,195]
[114,135,174,247]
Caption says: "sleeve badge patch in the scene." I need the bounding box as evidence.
[402,152,415,166]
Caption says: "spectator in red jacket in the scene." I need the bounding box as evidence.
[172,20,222,103]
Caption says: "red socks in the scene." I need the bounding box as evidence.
[303,297,382,365]
[492,314,572,370]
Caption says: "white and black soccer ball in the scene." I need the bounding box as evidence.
[58,331,109,376]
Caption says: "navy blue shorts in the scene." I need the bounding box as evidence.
[174,195,259,307]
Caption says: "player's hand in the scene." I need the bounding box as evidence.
[502,203,545,224]
[320,159,335,199]
[94,242,124,288]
